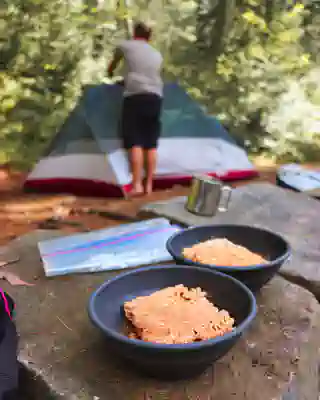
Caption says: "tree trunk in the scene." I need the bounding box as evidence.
[116,0,132,38]
[196,0,235,61]
[265,0,275,25]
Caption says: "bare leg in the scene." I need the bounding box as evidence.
[145,148,157,195]
[129,146,144,195]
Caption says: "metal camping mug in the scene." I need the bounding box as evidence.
[185,175,232,217]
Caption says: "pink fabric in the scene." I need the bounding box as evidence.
[24,169,258,198]
[0,288,12,320]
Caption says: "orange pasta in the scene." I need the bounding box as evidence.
[183,238,266,266]
[124,285,234,344]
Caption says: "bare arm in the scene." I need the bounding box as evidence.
[107,47,123,78]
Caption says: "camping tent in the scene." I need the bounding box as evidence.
[24,83,257,197]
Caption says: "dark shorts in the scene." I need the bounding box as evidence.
[120,93,162,150]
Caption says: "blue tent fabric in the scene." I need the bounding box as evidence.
[83,83,235,143]
[45,104,96,156]
[47,83,240,156]
[25,82,256,196]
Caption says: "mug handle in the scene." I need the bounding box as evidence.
[218,186,232,212]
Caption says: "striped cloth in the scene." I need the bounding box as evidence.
[39,218,181,277]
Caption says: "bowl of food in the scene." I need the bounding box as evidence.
[166,224,291,292]
[88,265,256,379]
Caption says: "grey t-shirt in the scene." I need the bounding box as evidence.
[118,39,163,97]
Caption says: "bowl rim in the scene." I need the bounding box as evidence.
[166,224,291,272]
[88,264,257,350]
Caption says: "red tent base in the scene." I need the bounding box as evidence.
[24,169,258,198]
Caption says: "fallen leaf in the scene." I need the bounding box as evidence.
[0,257,20,268]
[0,270,34,286]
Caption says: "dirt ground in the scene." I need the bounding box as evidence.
[0,166,282,247]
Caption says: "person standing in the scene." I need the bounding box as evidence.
[107,22,163,196]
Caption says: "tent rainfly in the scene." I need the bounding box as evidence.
[24,83,257,197]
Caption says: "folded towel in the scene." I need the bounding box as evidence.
[277,164,320,197]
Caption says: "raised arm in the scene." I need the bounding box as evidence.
[107,47,123,78]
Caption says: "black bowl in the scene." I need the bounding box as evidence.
[166,224,291,292]
[88,265,257,380]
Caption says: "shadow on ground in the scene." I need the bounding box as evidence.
[19,362,58,400]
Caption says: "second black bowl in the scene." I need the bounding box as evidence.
[166,224,291,292]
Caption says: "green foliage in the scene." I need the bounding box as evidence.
[169,1,319,160]
[262,67,320,162]
[0,0,119,166]
[0,0,319,168]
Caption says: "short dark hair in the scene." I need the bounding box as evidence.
[133,22,152,40]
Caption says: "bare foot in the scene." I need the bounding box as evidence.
[145,184,153,196]
[128,184,144,198]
